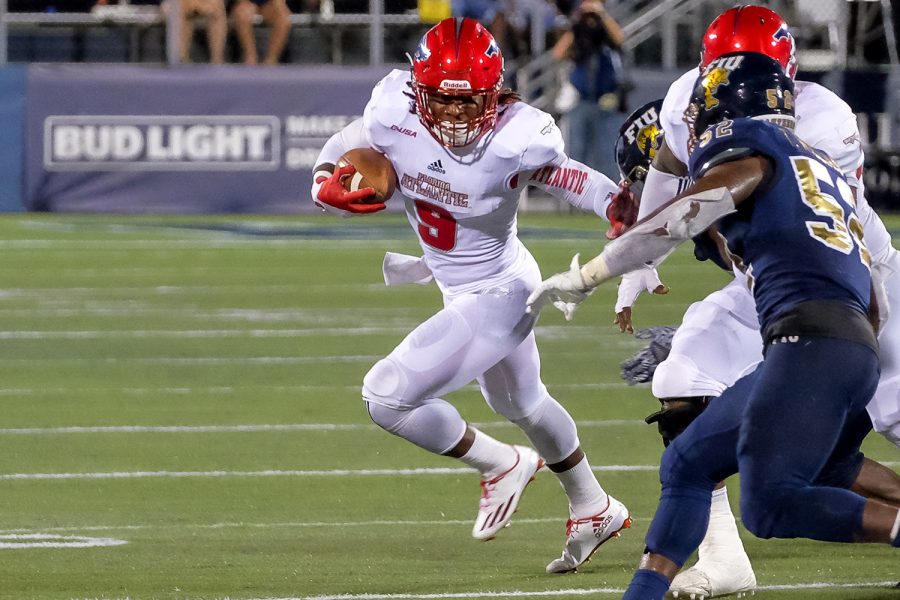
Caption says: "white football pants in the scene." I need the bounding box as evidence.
[363,269,580,463]
[653,253,900,450]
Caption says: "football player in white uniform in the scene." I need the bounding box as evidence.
[610,5,900,598]
[310,17,634,573]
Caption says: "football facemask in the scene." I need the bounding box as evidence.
[410,17,503,147]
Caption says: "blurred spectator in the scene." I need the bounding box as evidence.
[551,0,625,179]
[172,0,227,64]
[231,0,292,65]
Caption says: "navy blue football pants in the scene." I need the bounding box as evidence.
[645,336,880,566]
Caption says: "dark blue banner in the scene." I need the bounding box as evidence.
[24,64,393,213]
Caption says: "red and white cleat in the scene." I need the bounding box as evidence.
[545,495,632,573]
[471,445,544,541]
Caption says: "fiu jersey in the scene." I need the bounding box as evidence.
[689,118,872,331]
[359,70,618,296]
[661,69,894,265]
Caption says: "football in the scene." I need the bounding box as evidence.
[337,148,398,202]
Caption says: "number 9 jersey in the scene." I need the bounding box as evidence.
[689,117,872,332]
[359,70,618,296]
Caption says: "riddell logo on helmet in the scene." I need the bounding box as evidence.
[440,80,472,90]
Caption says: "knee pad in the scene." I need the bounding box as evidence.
[739,487,782,539]
[657,442,712,489]
[362,357,409,410]
[482,381,548,422]
[645,396,711,447]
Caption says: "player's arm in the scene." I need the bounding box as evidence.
[527,156,621,219]
[526,155,768,319]
[613,136,688,332]
[310,118,380,216]
[520,116,638,236]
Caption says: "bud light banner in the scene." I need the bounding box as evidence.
[25,65,392,213]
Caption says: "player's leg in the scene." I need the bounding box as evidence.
[866,251,900,447]
[651,281,760,598]
[363,277,541,540]
[623,373,753,600]
[478,331,630,572]
[737,338,899,544]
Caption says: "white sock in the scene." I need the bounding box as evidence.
[890,509,900,544]
[458,428,518,477]
[697,486,749,563]
[556,455,608,518]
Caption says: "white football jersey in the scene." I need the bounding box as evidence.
[660,67,894,264]
[361,70,617,296]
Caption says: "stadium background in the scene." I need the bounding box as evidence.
[0,2,898,600]
[0,0,897,214]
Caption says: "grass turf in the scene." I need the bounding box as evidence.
[0,212,896,599]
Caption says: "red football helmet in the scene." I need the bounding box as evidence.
[701,5,797,78]
[410,17,504,147]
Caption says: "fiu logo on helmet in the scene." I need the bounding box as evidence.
[636,123,662,161]
[623,105,659,145]
[702,67,730,110]
[485,39,500,58]
[414,37,431,62]
[701,54,746,109]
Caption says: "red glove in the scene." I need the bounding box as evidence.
[315,164,384,215]
[605,180,640,240]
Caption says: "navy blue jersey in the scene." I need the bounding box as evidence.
[688,118,872,331]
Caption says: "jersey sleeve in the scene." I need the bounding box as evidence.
[795,83,863,189]
[313,118,370,167]
[506,108,618,218]
[658,68,701,167]
[527,155,619,218]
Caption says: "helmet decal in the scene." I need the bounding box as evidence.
[702,67,731,110]
[615,99,665,183]
[485,39,500,58]
[414,37,431,62]
[636,123,662,161]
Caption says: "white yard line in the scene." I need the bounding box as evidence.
[0,420,643,435]
[0,465,660,481]
[0,382,634,397]
[244,581,900,600]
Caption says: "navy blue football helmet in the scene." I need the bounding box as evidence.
[615,99,664,184]
[688,51,795,143]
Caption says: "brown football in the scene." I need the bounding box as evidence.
[336,148,398,202]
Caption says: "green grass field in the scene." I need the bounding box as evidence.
[0,212,897,600]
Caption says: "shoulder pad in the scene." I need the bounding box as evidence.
[795,81,862,181]
[364,70,416,131]
[490,103,564,169]
[690,118,771,178]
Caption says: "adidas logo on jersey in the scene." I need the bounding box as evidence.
[427,159,446,174]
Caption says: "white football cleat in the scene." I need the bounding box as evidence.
[545,495,632,573]
[667,556,757,599]
[471,445,544,541]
